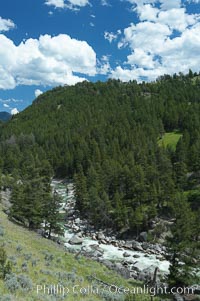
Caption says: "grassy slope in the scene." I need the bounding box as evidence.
[158,132,182,151]
[0,206,152,301]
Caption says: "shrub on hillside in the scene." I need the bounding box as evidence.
[5,274,19,293]
[0,246,12,279]
[0,295,15,301]
[16,245,22,253]
[17,274,33,291]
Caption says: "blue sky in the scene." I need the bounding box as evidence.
[0,0,200,113]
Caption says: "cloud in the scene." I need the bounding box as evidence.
[159,0,181,10]
[0,33,96,89]
[127,0,157,7]
[101,0,110,6]
[3,103,9,108]
[157,8,198,32]
[127,49,157,69]
[45,0,89,10]
[134,4,198,32]
[35,89,43,97]
[111,1,200,82]
[45,0,65,8]
[0,16,15,32]
[104,31,120,43]
[127,0,181,9]
[97,55,111,75]
[120,22,171,52]
[135,4,159,22]
[11,108,19,115]
[68,0,89,6]
[0,98,23,115]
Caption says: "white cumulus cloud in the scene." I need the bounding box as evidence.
[45,0,65,8]
[127,0,181,9]
[35,89,43,97]
[111,0,200,82]
[11,108,19,115]
[0,33,96,90]
[0,16,15,32]
[68,0,89,6]
[121,22,171,52]
[159,0,181,10]
[135,4,159,22]
[45,0,89,10]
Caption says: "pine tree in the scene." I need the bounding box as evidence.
[43,191,64,238]
[167,196,199,287]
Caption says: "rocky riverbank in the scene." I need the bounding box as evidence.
[52,179,170,284]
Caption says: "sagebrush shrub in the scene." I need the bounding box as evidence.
[0,295,15,301]
[17,274,33,291]
[5,274,20,293]
[16,245,22,253]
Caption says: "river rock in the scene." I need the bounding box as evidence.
[132,241,143,252]
[123,241,133,249]
[156,255,164,260]
[137,265,157,282]
[153,244,163,253]
[142,242,150,250]
[114,262,130,279]
[130,271,138,279]
[97,232,106,241]
[133,254,140,258]
[71,225,80,232]
[69,235,83,245]
[100,259,113,269]
[90,244,104,254]
[130,265,140,272]
[123,252,131,257]
[74,218,81,224]
[111,240,119,247]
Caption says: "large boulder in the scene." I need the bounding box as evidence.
[137,265,157,282]
[132,241,144,252]
[123,241,133,249]
[97,232,106,241]
[113,262,130,279]
[100,259,113,269]
[69,235,83,245]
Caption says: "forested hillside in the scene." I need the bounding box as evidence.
[0,73,200,233]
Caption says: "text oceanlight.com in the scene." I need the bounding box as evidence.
[36,284,196,296]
